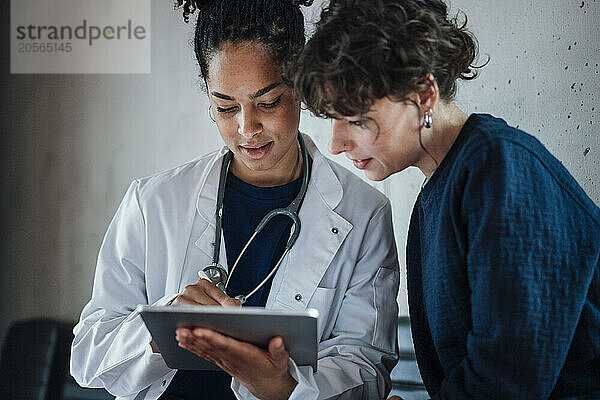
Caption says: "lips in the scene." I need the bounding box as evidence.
[239,141,273,160]
[352,158,371,170]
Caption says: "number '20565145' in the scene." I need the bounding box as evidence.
[18,42,72,52]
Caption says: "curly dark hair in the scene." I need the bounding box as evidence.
[175,0,313,89]
[287,0,485,118]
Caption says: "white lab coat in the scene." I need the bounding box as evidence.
[71,134,400,400]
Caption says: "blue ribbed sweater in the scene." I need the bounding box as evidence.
[407,114,600,399]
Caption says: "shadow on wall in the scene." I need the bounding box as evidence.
[0,1,84,347]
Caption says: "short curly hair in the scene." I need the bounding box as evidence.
[175,0,313,89]
[287,0,484,118]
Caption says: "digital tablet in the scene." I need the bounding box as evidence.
[138,305,318,372]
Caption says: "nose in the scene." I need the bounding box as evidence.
[238,109,262,138]
[329,119,351,155]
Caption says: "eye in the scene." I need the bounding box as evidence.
[259,95,282,109]
[348,119,365,127]
[216,105,238,113]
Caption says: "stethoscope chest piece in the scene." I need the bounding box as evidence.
[202,264,227,292]
[199,266,247,304]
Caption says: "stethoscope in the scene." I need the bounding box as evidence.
[200,132,310,304]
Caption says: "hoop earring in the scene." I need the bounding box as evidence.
[208,105,216,123]
[423,109,433,129]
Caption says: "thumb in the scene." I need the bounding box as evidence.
[222,296,242,308]
[268,336,289,367]
[200,279,241,307]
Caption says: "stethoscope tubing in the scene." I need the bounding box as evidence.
[203,132,310,304]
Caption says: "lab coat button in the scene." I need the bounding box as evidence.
[210,242,215,247]
[331,227,339,234]
[294,293,302,301]
[162,380,166,386]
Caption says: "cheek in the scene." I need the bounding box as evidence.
[381,122,418,156]
[215,120,238,142]
[270,99,300,131]
[363,136,390,161]
[215,120,249,153]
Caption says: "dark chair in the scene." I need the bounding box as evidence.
[0,318,113,400]
[0,318,72,400]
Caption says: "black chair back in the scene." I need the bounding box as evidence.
[0,318,72,400]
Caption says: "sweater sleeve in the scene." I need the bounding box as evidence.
[432,141,600,399]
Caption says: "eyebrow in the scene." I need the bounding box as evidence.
[210,82,282,101]
[250,82,281,99]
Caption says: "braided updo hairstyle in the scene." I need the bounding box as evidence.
[175,0,313,89]
[288,0,485,118]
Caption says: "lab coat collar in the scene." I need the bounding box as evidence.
[193,146,229,271]
[195,145,229,225]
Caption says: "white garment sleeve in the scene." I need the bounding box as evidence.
[232,201,400,400]
[70,181,178,397]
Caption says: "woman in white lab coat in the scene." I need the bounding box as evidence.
[70,1,400,399]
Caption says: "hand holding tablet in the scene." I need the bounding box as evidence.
[176,325,299,400]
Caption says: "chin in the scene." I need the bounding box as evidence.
[365,170,391,182]
[241,157,275,172]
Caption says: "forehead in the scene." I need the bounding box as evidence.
[206,41,280,94]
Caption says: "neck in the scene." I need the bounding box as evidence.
[230,141,303,187]
[416,101,468,178]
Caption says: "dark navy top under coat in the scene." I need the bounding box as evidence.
[163,170,301,400]
[222,170,302,306]
[407,114,600,399]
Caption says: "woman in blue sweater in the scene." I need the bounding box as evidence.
[289,0,600,398]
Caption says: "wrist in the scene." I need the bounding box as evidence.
[254,372,297,400]
[274,373,297,400]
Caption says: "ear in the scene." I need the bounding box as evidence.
[417,74,439,113]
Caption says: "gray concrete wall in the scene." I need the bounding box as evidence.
[1,0,598,343]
